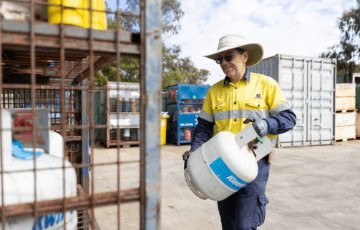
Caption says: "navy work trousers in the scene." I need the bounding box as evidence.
[217,157,270,230]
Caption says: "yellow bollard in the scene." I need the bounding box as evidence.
[160,112,169,145]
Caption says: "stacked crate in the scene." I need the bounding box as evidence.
[335,84,356,141]
[100,82,140,148]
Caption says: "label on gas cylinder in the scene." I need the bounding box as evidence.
[209,157,248,190]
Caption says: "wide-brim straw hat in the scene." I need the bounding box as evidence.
[205,34,263,67]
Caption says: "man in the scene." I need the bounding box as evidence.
[183,34,296,229]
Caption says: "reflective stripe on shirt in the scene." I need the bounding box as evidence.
[269,101,292,116]
[199,111,214,122]
[213,109,269,121]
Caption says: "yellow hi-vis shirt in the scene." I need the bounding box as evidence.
[199,72,291,143]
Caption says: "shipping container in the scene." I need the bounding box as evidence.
[353,73,360,84]
[356,84,360,111]
[249,54,336,147]
[353,73,360,111]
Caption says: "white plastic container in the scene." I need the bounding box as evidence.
[185,131,259,201]
[0,110,77,230]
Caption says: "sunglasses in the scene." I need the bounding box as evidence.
[215,50,244,64]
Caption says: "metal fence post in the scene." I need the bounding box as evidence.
[140,0,162,229]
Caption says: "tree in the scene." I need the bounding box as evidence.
[320,0,360,82]
[94,58,140,85]
[94,0,209,86]
[121,0,184,35]
[162,46,208,88]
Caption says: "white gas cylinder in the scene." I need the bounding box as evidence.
[184,131,258,201]
[1,109,12,161]
[0,110,77,230]
[49,130,64,158]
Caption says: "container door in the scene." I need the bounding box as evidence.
[276,58,308,147]
[306,60,335,145]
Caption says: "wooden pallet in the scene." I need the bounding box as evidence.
[105,140,140,148]
[118,143,140,148]
[335,109,356,113]
[336,138,356,142]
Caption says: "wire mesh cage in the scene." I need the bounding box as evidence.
[0,0,162,229]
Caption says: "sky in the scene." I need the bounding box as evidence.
[165,0,358,85]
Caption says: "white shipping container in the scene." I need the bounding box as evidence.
[249,54,336,147]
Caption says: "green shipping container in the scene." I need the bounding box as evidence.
[93,91,103,142]
[356,84,360,110]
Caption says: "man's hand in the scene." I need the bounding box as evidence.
[244,118,269,137]
[248,140,258,150]
[247,137,264,150]
[182,151,192,161]
[253,119,268,137]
